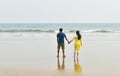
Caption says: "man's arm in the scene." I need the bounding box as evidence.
[57,37,59,43]
[65,36,69,43]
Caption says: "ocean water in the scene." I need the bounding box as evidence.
[0,23,120,33]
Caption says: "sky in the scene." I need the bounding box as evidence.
[0,0,120,23]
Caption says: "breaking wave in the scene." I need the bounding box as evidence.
[0,29,119,33]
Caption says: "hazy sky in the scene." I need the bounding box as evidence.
[0,0,120,23]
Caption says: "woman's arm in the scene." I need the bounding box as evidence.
[69,39,74,43]
[80,39,82,46]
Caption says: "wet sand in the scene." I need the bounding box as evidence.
[0,32,120,76]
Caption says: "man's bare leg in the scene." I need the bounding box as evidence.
[62,49,65,58]
[57,49,60,58]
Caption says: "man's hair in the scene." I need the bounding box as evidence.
[59,28,63,32]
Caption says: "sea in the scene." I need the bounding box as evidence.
[0,23,120,33]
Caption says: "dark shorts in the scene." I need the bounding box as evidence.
[57,43,65,49]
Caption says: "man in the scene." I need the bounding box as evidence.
[57,28,69,58]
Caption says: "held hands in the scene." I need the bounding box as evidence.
[67,39,72,44]
[68,41,71,44]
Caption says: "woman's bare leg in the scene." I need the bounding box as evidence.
[77,51,79,57]
[74,50,76,58]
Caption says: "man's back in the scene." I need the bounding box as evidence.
[57,32,66,44]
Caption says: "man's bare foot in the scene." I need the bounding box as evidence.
[63,55,66,58]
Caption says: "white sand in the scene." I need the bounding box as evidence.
[0,32,120,76]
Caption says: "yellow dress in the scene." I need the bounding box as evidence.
[73,35,82,51]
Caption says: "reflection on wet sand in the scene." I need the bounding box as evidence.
[57,57,65,70]
[74,57,82,73]
[57,56,82,73]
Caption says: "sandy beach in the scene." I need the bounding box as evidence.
[0,32,120,76]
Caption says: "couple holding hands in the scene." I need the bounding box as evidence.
[57,28,82,58]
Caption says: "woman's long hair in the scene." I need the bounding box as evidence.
[76,31,81,40]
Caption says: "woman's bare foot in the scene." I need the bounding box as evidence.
[57,55,59,58]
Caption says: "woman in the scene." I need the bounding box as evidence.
[69,31,82,57]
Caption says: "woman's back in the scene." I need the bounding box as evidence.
[73,35,82,45]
